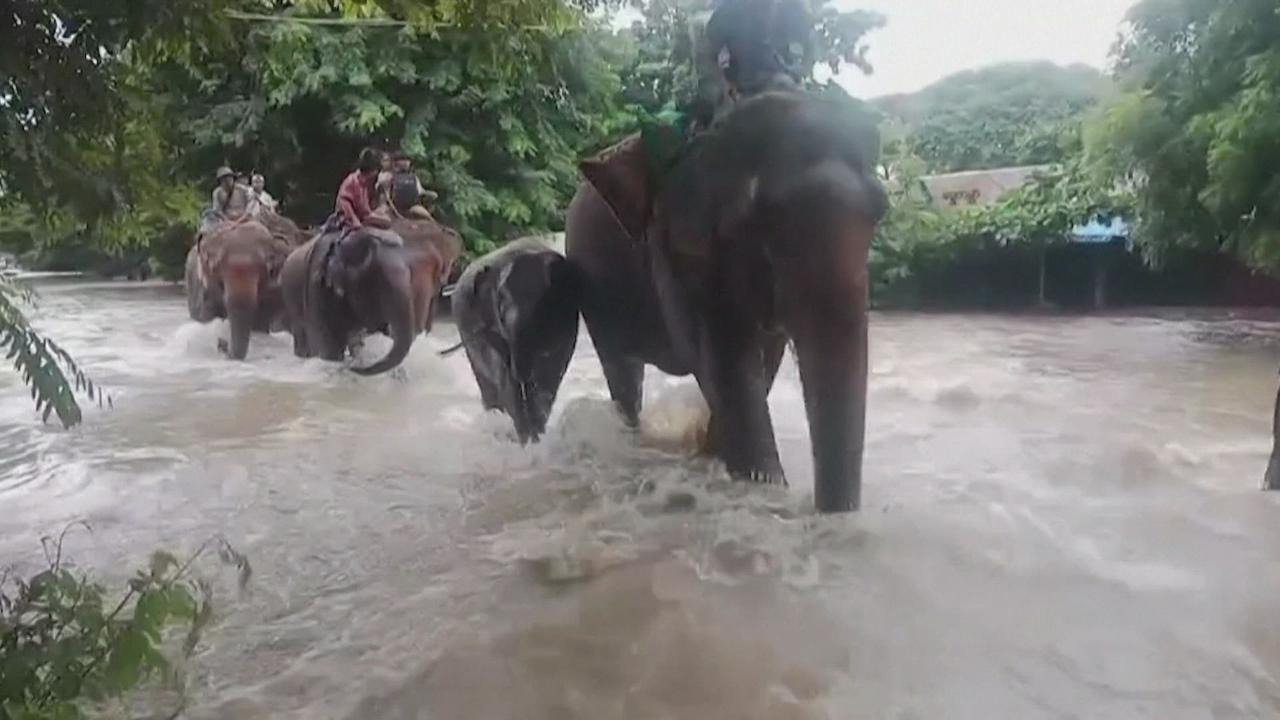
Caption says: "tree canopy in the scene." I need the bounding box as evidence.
[1087,0,1280,270]
[875,61,1110,173]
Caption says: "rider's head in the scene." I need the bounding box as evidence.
[391,150,411,172]
[251,173,265,192]
[215,166,235,191]
[357,148,382,176]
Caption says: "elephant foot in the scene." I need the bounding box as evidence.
[744,468,788,486]
[1264,454,1280,491]
[217,337,230,355]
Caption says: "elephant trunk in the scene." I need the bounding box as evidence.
[222,259,261,361]
[351,260,415,376]
[772,161,877,513]
[792,291,868,513]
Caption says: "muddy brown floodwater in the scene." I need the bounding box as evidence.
[2,278,1279,719]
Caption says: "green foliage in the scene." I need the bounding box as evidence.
[951,161,1133,249]
[875,62,1111,173]
[0,529,250,719]
[870,147,954,305]
[615,0,884,122]
[0,277,108,429]
[1090,0,1280,270]
[146,10,632,254]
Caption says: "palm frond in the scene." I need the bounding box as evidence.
[0,276,108,429]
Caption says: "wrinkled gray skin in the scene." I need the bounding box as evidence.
[185,220,291,360]
[567,90,887,513]
[450,238,581,444]
[1266,381,1280,490]
[280,227,437,376]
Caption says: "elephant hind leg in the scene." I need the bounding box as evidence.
[600,353,644,428]
[291,322,311,359]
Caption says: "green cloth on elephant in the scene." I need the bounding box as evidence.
[639,109,693,185]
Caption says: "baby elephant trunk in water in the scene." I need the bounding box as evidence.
[507,254,580,443]
[222,256,262,361]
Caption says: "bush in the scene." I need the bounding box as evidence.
[0,528,250,719]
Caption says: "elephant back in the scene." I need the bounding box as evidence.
[391,217,463,279]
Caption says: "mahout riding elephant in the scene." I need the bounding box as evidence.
[185,219,293,360]
[444,237,581,443]
[566,89,887,513]
[280,222,448,375]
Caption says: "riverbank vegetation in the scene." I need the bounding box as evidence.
[3,0,1277,298]
[0,529,250,719]
[0,0,1278,415]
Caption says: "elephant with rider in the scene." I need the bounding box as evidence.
[185,219,298,360]
[567,88,885,513]
[280,216,461,375]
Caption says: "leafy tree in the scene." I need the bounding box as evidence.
[1090,0,1280,270]
[149,14,630,253]
[0,274,105,429]
[614,0,886,122]
[875,61,1111,173]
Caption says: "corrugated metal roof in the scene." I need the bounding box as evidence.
[919,165,1052,210]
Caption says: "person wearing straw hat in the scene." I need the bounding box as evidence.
[203,166,252,230]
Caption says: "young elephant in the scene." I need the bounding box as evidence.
[445,237,581,443]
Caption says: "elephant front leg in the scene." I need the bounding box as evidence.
[701,331,786,485]
[702,333,785,459]
[600,353,644,428]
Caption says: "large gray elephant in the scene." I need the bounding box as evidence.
[566,90,886,513]
[445,237,581,443]
[280,224,447,375]
[185,220,293,359]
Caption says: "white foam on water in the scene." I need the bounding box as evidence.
[3,285,1280,719]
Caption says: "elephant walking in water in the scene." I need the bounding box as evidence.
[447,237,581,443]
[566,90,886,513]
[280,218,459,375]
[185,220,295,359]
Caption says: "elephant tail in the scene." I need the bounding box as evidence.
[437,341,465,357]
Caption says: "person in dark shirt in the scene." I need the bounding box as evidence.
[628,0,816,198]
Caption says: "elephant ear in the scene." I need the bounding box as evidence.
[578,133,651,243]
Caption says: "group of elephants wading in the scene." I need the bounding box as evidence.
[186,90,889,513]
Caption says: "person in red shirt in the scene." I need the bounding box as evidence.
[335,148,390,230]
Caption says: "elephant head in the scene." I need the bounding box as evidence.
[324,228,428,376]
[579,90,887,512]
[188,221,289,360]
[458,239,580,443]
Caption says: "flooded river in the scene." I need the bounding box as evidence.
[2,278,1280,719]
